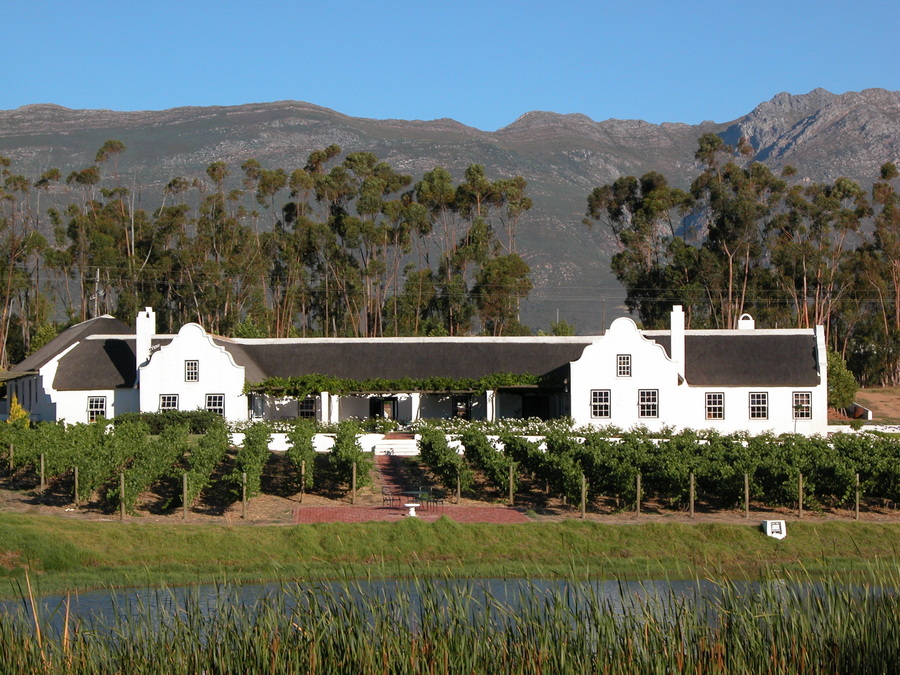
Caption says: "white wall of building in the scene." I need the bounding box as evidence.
[569,313,828,435]
[139,323,248,423]
[13,344,139,425]
[570,317,680,433]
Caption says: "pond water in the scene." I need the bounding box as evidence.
[0,577,718,635]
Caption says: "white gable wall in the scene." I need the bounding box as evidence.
[570,317,681,432]
[139,323,248,422]
[570,313,828,435]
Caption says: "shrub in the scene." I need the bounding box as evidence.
[328,420,373,490]
[114,410,221,435]
[286,419,317,491]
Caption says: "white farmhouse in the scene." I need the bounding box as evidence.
[569,307,827,435]
[1,306,828,435]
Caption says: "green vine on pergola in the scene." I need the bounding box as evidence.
[244,372,561,399]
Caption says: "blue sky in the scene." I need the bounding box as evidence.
[4,0,898,131]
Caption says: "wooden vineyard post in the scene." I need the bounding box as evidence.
[744,473,750,519]
[798,473,804,519]
[241,472,247,519]
[300,460,306,504]
[689,472,695,518]
[855,472,860,521]
[508,463,514,507]
[73,466,79,507]
[351,462,357,505]
[636,473,642,517]
[182,472,188,521]
[39,454,45,492]
[580,473,586,519]
[7,444,12,474]
[119,473,125,521]
[456,470,461,504]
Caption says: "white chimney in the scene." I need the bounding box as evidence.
[738,313,755,330]
[135,307,156,369]
[670,305,685,379]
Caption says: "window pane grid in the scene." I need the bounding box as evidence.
[706,392,724,420]
[638,389,658,418]
[749,392,768,419]
[591,390,610,418]
[185,360,199,382]
[159,394,179,411]
[87,396,106,422]
[298,398,316,418]
[617,354,631,377]
[793,392,812,419]
[206,394,225,416]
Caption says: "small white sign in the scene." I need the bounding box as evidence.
[761,520,787,539]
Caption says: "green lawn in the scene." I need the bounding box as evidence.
[3,513,899,598]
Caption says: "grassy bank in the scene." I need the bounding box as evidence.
[2,513,900,597]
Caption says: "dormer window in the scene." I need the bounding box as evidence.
[617,354,632,377]
[185,360,199,382]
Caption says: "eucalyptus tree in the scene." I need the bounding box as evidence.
[307,151,417,336]
[690,157,786,328]
[854,162,900,384]
[768,176,870,336]
[0,159,50,366]
[584,171,692,327]
[473,252,532,335]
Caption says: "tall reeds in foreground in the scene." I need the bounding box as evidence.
[2,567,899,674]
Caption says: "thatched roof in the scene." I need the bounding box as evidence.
[214,337,593,383]
[650,333,820,386]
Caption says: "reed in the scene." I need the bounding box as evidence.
[2,565,900,673]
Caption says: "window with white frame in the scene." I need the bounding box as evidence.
[706,392,724,420]
[749,392,768,419]
[617,354,632,377]
[793,391,812,419]
[638,389,658,418]
[298,398,316,418]
[185,360,199,382]
[591,389,611,418]
[205,394,225,416]
[159,394,179,411]
[87,396,106,422]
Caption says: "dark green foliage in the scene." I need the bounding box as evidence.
[76,421,139,503]
[247,372,548,399]
[540,429,584,502]
[114,410,221,435]
[285,419,317,491]
[232,422,272,499]
[418,425,472,492]
[828,349,859,409]
[6,417,900,513]
[111,423,189,512]
[328,420,373,490]
[184,418,230,505]
[460,427,515,494]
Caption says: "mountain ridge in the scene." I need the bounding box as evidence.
[1,88,898,333]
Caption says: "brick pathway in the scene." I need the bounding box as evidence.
[292,453,531,524]
[293,504,530,524]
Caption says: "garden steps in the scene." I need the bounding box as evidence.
[372,432,419,456]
